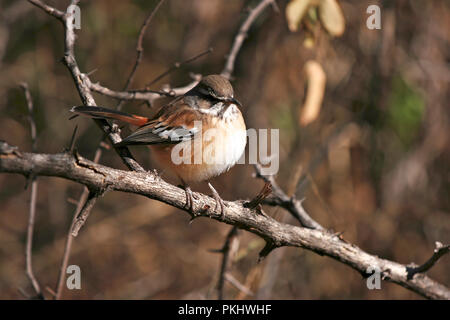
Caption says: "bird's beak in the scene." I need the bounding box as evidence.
[229,97,242,108]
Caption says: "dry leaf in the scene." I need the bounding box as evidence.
[318,0,345,37]
[299,60,326,126]
[286,0,313,32]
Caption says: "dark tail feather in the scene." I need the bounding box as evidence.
[70,106,149,126]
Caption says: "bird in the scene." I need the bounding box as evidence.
[71,74,247,217]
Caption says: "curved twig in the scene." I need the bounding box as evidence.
[221,0,278,79]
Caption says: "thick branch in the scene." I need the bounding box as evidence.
[1,147,449,300]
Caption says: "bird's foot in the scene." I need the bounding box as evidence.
[183,186,199,217]
[208,183,226,220]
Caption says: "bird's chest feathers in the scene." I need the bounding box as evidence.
[157,104,246,182]
[201,106,247,168]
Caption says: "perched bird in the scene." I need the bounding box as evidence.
[71,74,247,217]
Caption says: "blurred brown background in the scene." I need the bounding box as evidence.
[0,0,449,299]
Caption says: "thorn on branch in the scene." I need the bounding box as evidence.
[0,141,22,157]
[188,214,202,224]
[71,191,99,237]
[66,125,78,153]
[24,172,36,190]
[245,181,272,210]
[253,164,324,230]
[258,239,277,262]
[406,242,450,280]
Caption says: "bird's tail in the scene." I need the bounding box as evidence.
[70,106,149,126]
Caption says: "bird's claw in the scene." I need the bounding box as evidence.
[184,186,199,217]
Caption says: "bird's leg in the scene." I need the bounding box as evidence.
[208,182,226,219]
[184,185,195,213]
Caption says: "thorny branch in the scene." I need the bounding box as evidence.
[29,0,143,173]
[28,0,157,299]
[1,147,449,300]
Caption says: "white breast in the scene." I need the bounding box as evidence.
[161,104,247,183]
[199,105,246,180]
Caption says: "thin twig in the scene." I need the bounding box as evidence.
[88,63,201,104]
[145,47,213,89]
[224,273,254,297]
[53,205,78,300]
[20,83,43,299]
[221,0,277,79]
[53,147,103,300]
[21,83,37,152]
[88,76,201,104]
[407,242,450,280]
[25,176,42,298]
[28,0,64,19]
[116,0,166,110]
[214,226,239,300]
[67,125,78,152]
[89,81,173,102]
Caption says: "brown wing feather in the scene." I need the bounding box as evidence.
[117,102,203,146]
